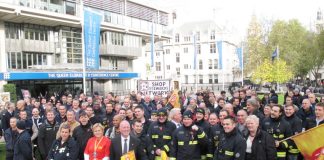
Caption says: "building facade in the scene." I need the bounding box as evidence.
[0,0,170,98]
[143,21,242,92]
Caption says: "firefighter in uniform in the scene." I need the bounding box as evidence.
[262,104,292,160]
[284,104,303,160]
[213,116,246,160]
[195,108,211,159]
[48,124,78,160]
[147,108,176,159]
[169,110,208,160]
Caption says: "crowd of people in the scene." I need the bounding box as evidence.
[0,87,323,160]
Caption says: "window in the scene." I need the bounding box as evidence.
[210,43,216,53]
[176,53,180,63]
[208,59,212,69]
[156,52,160,57]
[175,33,179,42]
[209,74,213,84]
[214,74,219,83]
[184,47,188,53]
[199,75,203,84]
[197,44,201,54]
[196,32,200,41]
[176,67,180,75]
[66,1,76,15]
[7,52,48,69]
[210,30,215,40]
[185,75,188,84]
[110,32,124,46]
[193,75,197,83]
[199,60,203,70]
[184,64,189,69]
[165,49,170,54]
[184,36,191,42]
[214,59,218,69]
[155,76,162,79]
[166,65,170,70]
[156,62,161,71]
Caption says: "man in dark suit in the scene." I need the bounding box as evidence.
[110,120,148,160]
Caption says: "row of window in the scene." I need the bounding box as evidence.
[156,58,219,71]
[165,43,216,55]
[100,32,142,48]
[173,31,216,43]
[184,74,219,84]
[5,23,50,41]
[7,52,48,69]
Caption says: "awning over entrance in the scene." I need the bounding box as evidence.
[0,72,139,80]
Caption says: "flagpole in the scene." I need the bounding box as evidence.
[81,0,86,95]
[277,45,279,93]
[241,44,244,87]
[194,34,198,93]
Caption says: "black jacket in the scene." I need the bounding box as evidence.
[72,123,93,160]
[214,128,246,160]
[13,130,33,160]
[1,110,15,131]
[38,119,60,158]
[147,120,176,156]
[296,108,316,128]
[169,125,208,160]
[284,114,302,155]
[4,128,18,151]
[262,116,292,151]
[48,137,78,160]
[110,135,148,160]
[243,129,276,160]
[208,124,224,159]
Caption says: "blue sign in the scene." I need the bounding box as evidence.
[0,72,139,80]
[217,41,223,69]
[84,9,102,70]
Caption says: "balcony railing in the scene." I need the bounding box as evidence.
[0,0,170,37]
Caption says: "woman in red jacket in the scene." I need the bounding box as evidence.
[84,123,111,160]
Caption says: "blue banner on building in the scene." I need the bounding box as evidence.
[236,47,243,70]
[0,72,138,80]
[217,41,223,69]
[84,9,102,70]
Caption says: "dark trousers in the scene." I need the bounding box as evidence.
[6,150,14,160]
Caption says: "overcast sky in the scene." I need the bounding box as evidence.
[140,0,324,39]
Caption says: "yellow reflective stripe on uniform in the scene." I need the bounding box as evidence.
[169,157,176,160]
[273,134,278,138]
[152,135,159,139]
[277,152,286,157]
[153,145,157,148]
[164,145,170,152]
[178,141,184,145]
[279,134,284,138]
[189,141,198,145]
[155,157,161,160]
[288,149,300,154]
[197,132,206,138]
[225,151,234,156]
[282,141,288,148]
[201,155,207,160]
[163,135,171,139]
[206,154,213,158]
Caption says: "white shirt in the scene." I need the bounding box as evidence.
[121,135,130,153]
[246,136,253,153]
[172,120,181,128]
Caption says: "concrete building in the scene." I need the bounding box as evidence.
[0,0,170,98]
[142,20,242,92]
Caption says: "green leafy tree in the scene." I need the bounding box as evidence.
[245,15,268,76]
[251,59,293,84]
